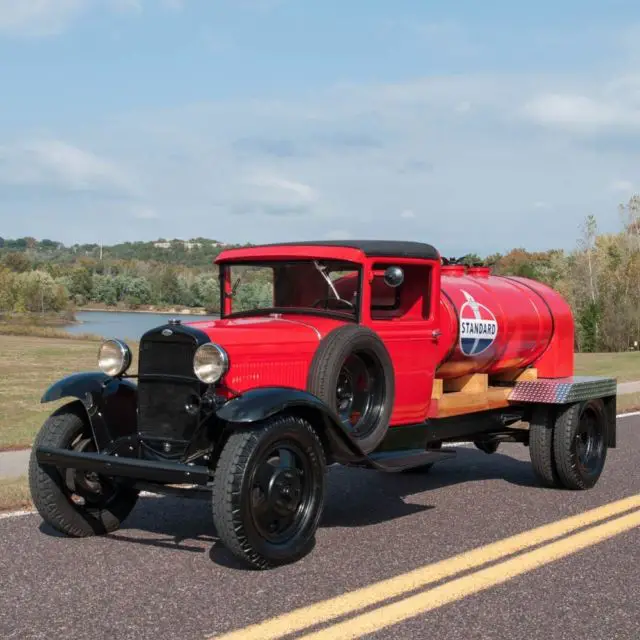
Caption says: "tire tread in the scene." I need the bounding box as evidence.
[529,405,561,488]
[28,405,138,537]
[212,414,325,569]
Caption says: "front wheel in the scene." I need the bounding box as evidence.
[28,403,139,537]
[211,414,326,569]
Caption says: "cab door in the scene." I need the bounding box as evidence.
[363,259,441,425]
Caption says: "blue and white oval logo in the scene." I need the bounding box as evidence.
[459,290,498,356]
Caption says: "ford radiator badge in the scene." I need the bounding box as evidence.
[161,329,173,336]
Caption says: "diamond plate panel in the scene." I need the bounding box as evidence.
[508,376,617,404]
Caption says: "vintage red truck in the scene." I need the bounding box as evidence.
[28,240,617,569]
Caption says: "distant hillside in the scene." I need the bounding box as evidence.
[0,236,248,268]
[2,196,640,354]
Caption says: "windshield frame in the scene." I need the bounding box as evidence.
[217,259,363,323]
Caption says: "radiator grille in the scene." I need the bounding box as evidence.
[137,333,201,442]
[139,338,195,377]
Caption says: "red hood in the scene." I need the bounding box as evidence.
[185,314,346,392]
[186,314,344,345]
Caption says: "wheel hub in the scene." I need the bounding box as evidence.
[269,469,302,515]
[575,408,604,474]
[336,371,354,414]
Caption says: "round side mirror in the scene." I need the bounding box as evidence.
[383,266,404,288]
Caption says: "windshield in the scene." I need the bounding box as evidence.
[220,260,361,320]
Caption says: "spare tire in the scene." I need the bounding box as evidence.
[307,324,394,454]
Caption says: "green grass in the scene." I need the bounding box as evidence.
[0,323,102,341]
[0,475,31,512]
[574,352,640,382]
[617,393,640,414]
[0,335,140,450]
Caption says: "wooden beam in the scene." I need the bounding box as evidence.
[434,387,512,419]
[491,367,538,383]
[443,373,488,394]
[431,378,443,400]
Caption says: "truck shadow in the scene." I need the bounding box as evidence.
[320,446,541,528]
[37,446,544,568]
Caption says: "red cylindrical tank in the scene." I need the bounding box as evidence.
[436,266,574,378]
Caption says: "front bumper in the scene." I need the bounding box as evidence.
[36,446,211,486]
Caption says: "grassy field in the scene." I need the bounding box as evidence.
[574,352,640,382]
[0,475,31,512]
[0,335,140,450]
[0,334,637,451]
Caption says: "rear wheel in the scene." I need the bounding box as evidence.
[529,400,608,490]
[553,400,608,490]
[307,325,394,453]
[28,403,139,536]
[211,414,326,569]
[529,405,562,488]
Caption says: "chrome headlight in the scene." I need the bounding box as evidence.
[98,339,132,377]
[193,343,229,384]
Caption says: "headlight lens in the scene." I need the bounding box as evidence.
[193,343,229,384]
[98,339,132,377]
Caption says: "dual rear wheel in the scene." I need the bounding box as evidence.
[529,399,609,490]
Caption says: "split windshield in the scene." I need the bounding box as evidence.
[221,260,361,320]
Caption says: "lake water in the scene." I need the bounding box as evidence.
[64,311,219,340]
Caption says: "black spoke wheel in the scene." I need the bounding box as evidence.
[28,403,139,537]
[307,325,394,454]
[212,414,326,569]
[552,399,608,490]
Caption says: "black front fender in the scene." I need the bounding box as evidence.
[216,387,366,463]
[41,372,137,450]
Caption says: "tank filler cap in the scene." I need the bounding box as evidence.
[467,266,491,277]
[441,265,466,276]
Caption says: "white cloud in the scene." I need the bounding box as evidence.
[246,173,318,202]
[609,179,634,192]
[522,94,625,129]
[0,0,85,36]
[0,138,137,193]
[521,76,640,133]
[0,0,162,37]
[4,70,640,252]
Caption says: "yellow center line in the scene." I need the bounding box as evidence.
[210,494,640,640]
[298,508,640,639]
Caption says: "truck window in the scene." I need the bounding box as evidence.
[370,263,432,321]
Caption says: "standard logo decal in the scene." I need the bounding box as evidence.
[459,290,498,356]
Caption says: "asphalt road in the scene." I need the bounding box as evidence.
[1,415,638,640]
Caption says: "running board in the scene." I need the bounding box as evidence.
[365,447,456,472]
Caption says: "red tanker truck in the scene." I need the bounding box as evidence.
[28,240,618,569]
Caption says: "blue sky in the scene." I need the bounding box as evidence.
[1,0,639,256]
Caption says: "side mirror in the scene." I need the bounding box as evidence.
[383,266,404,288]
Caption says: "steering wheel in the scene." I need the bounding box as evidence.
[311,297,354,310]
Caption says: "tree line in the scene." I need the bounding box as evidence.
[1,196,639,352]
